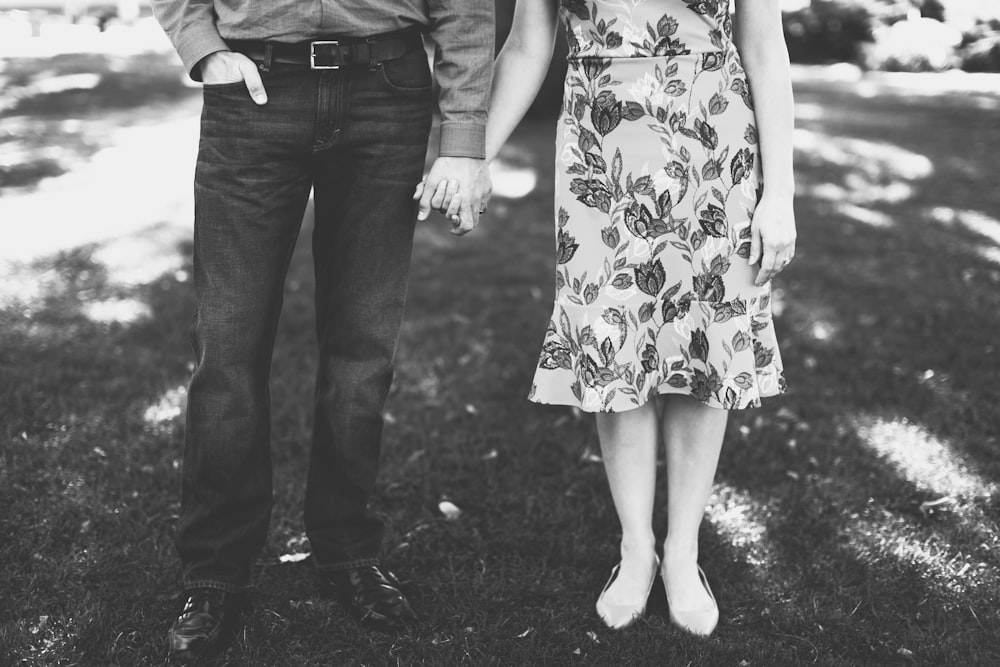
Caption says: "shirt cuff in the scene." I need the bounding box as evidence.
[438,122,486,159]
[177,29,231,81]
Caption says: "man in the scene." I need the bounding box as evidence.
[150,0,494,660]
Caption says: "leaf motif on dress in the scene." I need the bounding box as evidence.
[634,259,666,297]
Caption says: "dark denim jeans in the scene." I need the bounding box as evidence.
[178,46,433,593]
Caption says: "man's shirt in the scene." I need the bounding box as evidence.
[150,0,494,158]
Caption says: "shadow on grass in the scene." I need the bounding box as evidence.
[2,75,1000,665]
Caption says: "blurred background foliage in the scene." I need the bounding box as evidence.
[494,0,1000,117]
[781,0,1000,72]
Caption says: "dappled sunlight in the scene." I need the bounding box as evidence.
[0,110,199,263]
[807,319,839,343]
[795,128,933,208]
[771,287,843,345]
[841,514,996,596]
[795,129,934,181]
[706,484,776,569]
[855,416,995,499]
[0,73,101,113]
[832,202,894,229]
[143,385,187,434]
[80,297,150,325]
[18,614,79,666]
[88,223,191,286]
[928,207,1000,265]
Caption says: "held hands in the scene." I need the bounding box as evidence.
[414,158,492,236]
[199,51,268,105]
[748,194,796,286]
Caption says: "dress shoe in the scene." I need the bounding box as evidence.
[595,554,660,630]
[663,563,719,636]
[168,588,246,663]
[322,565,416,633]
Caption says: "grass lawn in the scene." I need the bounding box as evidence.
[2,48,1000,665]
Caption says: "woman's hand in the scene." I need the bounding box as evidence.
[748,194,796,286]
[412,161,493,234]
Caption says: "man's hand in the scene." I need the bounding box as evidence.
[199,51,268,105]
[414,157,486,236]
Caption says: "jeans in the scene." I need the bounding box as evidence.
[177,44,433,592]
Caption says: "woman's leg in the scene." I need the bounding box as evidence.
[595,401,660,604]
[659,394,728,611]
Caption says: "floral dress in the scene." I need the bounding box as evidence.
[529,0,785,412]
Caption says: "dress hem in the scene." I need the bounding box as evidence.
[528,380,786,414]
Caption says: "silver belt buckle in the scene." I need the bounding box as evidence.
[310,40,341,69]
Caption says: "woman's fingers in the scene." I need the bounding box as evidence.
[429,180,450,210]
[445,188,463,223]
[754,240,795,286]
[755,243,778,286]
[413,181,425,201]
[748,223,763,266]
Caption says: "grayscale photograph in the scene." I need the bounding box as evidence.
[1,0,999,664]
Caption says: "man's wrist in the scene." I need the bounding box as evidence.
[438,122,486,159]
[176,29,230,81]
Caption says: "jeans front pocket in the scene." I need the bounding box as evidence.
[376,50,433,93]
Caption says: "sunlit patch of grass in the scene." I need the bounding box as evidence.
[706,484,776,569]
[841,511,998,597]
[855,416,994,500]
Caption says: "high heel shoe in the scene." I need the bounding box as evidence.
[595,554,660,630]
[663,564,719,636]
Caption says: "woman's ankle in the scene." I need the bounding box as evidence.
[662,536,699,565]
[620,533,656,559]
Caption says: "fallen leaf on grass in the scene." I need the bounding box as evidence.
[279,552,310,564]
[438,500,462,520]
[517,628,533,638]
[482,449,499,460]
[919,497,955,514]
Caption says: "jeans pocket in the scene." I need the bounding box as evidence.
[376,52,432,93]
[202,80,248,93]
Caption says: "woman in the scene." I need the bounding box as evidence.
[422,0,795,635]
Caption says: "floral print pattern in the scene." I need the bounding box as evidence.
[530,0,785,412]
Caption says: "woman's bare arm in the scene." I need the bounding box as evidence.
[734,0,797,285]
[483,0,561,162]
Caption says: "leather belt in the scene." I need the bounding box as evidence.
[227,29,424,70]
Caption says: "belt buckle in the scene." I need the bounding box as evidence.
[310,40,341,70]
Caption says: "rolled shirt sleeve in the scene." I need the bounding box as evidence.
[150,0,229,80]
[427,0,495,158]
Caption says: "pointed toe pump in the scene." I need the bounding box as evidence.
[663,564,719,637]
[595,554,660,630]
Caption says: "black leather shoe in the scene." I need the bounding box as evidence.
[168,588,247,663]
[323,565,417,633]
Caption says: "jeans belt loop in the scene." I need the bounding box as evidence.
[365,36,377,70]
[260,43,273,72]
